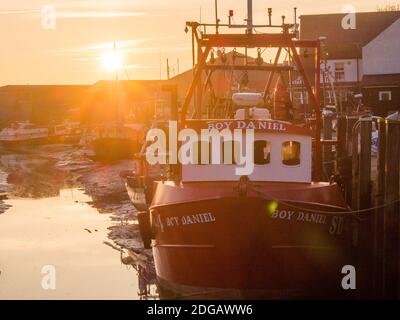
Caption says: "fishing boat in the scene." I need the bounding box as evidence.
[126,2,363,299]
[49,122,82,144]
[91,123,145,161]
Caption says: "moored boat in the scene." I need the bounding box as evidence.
[124,1,367,299]
[0,121,49,147]
[91,124,145,161]
[0,121,82,148]
[147,117,355,299]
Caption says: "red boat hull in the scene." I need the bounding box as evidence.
[149,182,361,298]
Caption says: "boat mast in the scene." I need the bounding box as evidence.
[113,41,121,124]
[215,0,219,34]
[181,2,323,180]
[113,41,118,81]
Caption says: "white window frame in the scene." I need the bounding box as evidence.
[379,91,392,101]
[294,91,309,105]
[334,62,345,82]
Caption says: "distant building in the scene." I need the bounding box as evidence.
[81,80,168,125]
[0,85,88,126]
[0,54,284,126]
[299,11,400,115]
[361,18,400,115]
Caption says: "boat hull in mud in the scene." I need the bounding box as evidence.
[148,182,368,299]
[0,135,81,149]
[0,136,50,148]
[92,138,140,161]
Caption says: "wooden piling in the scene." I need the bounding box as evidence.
[358,119,372,210]
[351,120,360,209]
[337,115,352,202]
[374,119,386,298]
[347,116,359,156]
[322,115,334,180]
[383,120,400,299]
[345,116,360,206]
[359,119,374,297]
[336,115,347,160]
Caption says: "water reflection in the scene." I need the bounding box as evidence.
[121,250,158,300]
[0,189,143,299]
[0,144,159,299]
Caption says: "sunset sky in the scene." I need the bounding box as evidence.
[0,0,388,86]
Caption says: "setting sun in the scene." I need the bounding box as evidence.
[102,52,122,72]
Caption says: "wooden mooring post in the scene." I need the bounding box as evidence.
[336,115,352,202]
[338,115,400,298]
[371,119,400,299]
[352,118,373,297]
[322,115,334,181]
[373,118,386,298]
[336,115,370,207]
[347,116,359,156]
[357,119,372,211]
[335,115,363,205]
[336,115,347,160]
[382,120,400,299]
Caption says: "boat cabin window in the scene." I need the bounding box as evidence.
[254,140,271,165]
[182,134,311,183]
[282,141,301,166]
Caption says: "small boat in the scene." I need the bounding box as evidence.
[0,121,49,146]
[120,168,149,212]
[49,122,82,144]
[0,121,82,147]
[91,124,145,162]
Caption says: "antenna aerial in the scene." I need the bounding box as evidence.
[246,0,253,34]
[215,0,219,34]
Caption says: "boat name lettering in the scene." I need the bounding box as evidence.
[207,121,287,131]
[166,212,216,227]
[271,209,328,225]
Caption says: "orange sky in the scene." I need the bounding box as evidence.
[0,0,387,85]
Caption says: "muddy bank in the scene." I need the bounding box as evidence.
[0,170,12,214]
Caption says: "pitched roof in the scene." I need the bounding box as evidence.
[300,11,400,59]
[362,74,400,87]
[0,85,89,94]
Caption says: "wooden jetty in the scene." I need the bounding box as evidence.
[320,113,400,299]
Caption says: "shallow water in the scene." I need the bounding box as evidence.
[0,189,148,300]
[0,145,158,300]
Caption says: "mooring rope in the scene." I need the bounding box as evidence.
[247,184,400,217]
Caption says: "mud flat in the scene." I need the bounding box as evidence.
[0,170,12,214]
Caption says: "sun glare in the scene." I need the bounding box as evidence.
[102,52,122,72]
